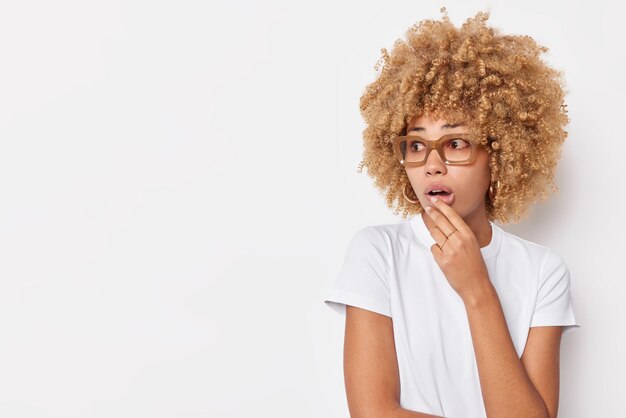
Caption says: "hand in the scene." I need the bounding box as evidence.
[423,198,491,301]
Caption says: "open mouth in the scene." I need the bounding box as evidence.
[428,191,451,196]
[426,190,454,205]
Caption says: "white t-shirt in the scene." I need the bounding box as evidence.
[324,214,580,418]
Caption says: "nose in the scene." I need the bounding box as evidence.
[424,147,447,176]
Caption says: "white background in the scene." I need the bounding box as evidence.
[0,0,622,417]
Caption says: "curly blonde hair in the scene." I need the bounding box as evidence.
[357,8,569,224]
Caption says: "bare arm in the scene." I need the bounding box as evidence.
[389,406,444,418]
[462,282,561,418]
[344,305,444,418]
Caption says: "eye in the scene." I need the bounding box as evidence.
[447,138,470,149]
[409,141,425,152]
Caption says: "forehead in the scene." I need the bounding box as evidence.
[407,116,467,135]
[408,113,464,128]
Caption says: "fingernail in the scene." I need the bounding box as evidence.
[431,197,439,203]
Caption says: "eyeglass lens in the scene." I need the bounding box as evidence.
[399,137,473,163]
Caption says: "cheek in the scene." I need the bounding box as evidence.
[472,152,491,186]
[452,162,491,194]
[481,156,492,186]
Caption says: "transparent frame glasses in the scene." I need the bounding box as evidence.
[391,133,481,167]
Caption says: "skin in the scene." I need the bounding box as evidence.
[404,114,493,249]
[343,113,563,417]
[406,114,559,416]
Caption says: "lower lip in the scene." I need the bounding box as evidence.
[427,193,454,205]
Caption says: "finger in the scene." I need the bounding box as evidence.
[424,204,456,237]
[430,198,470,235]
[430,225,447,247]
[431,242,443,258]
[423,213,448,246]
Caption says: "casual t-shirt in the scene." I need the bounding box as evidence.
[324,214,580,418]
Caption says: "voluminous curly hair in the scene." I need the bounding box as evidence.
[357,8,569,224]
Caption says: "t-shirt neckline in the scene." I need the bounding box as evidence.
[409,213,502,259]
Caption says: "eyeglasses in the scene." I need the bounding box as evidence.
[391,133,482,167]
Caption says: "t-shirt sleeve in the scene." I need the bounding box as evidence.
[530,248,581,336]
[323,226,392,318]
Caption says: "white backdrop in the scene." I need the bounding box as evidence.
[0,0,622,417]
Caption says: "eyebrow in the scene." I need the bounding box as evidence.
[409,123,465,132]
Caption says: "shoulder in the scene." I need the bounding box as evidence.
[350,220,413,253]
[342,221,413,267]
[495,225,565,266]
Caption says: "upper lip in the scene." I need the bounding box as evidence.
[424,183,453,195]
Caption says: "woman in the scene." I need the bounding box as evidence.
[324,9,580,418]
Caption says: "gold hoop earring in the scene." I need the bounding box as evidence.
[488,180,501,201]
[403,183,420,204]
